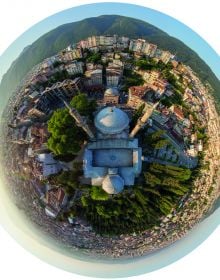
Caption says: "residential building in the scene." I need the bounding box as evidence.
[85,69,103,87]
[159,50,173,64]
[106,67,122,87]
[45,188,68,218]
[145,43,157,57]
[171,105,185,121]
[27,108,46,118]
[128,86,149,99]
[129,39,146,53]
[37,153,62,178]
[143,70,160,84]
[61,48,82,61]
[28,90,41,101]
[127,95,146,109]
[43,78,83,103]
[65,61,84,76]
[34,95,51,115]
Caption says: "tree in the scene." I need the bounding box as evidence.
[130,103,145,129]
[144,172,161,187]
[70,93,97,117]
[47,108,86,155]
[154,139,169,149]
[86,52,101,64]
[91,186,109,201]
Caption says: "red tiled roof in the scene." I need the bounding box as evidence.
[173,106,184,120]
[129,86,149,98]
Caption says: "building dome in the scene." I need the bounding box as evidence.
[102,174,124,194]
[95,107,129,135]
[105,87,119,96]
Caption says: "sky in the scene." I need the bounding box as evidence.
[0,1,219,280]
[0,1,220,84]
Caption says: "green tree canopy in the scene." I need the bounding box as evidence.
[47,108,86,155]
[90,186,109,201]
[70,93,97,117]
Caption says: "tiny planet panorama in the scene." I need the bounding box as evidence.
[0,3,219,277]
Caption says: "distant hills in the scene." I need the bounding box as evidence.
[0,15,220,111]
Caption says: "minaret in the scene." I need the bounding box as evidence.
[129,101,159,138]
[63,100,95,140]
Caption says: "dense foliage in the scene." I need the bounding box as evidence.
[70,93,97,117]
[123,69,144,90]
[73,162,192,235]
[47,108,85,155]
[47,93,96,155]
[50,154,192,235]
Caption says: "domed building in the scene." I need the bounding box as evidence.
[83,106,142,194]
[103,87,120,105]
[94,106,129,137]
[102,174,124,194]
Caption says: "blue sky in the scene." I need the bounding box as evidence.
[0,2,220,83]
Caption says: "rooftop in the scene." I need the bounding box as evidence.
[104,87,119,96]
[95,107,129,135]
[102,174,124,194]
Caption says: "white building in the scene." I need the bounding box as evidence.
[106,67,122,87]
[83,107,142,194]
[37,153,62,177]
[85,69,103,86]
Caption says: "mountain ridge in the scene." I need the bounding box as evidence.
[0,15,219,111]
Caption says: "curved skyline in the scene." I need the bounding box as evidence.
[0,2,219,278]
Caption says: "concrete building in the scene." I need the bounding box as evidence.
[129,39,146,53]
[106,67,122,87]
[127,95,146,109]
[127,86,149,109]
[28,90,41,101]
[37,153,62,178]
[83,107,142,194]
[116,36,130,49]
[159,50,173,64]
[143,70,160,84]
[43,78,83,103]
[45,187,68,218]
[85,69,103,87]
[61,48,82,61]
[27,108,46,118]
[34,95,51,115]
[129,86,149,98]
[65,61,84,76]
[171,105,185,121]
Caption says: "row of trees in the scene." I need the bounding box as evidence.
[143,129,170,152]
[66,161,193,235]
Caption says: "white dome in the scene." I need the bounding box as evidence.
[95,107,129,135]
[102,175,124,194]
[105,87,119,96]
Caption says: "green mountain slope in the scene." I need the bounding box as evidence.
[0,15,219,111]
